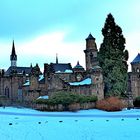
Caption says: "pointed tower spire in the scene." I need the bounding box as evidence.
[56,53,58,64]
[30,63,33,68]
[12,40,16,56]
[77,61,80,65]
[10,40,17,67]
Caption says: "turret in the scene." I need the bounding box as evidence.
[73,61,85,72]
[85,33,97,50]
[10,40,17,67]
[73,61,85,81]
[84,33,99,71]
[131,53,140,72]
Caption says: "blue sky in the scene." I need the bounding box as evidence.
[0,0,140,71]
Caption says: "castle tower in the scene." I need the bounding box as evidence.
[10,40,17,67]
[84,33,98,71]
[130,53,140,98]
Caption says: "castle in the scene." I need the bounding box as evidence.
[0,33,139,104]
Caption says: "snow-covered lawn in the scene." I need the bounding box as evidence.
[0,107,140,140]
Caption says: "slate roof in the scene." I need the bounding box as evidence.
[50,63,73,73]
[5,66,32,76]
[86,33,95,40]
[131,53,140,64]
[91,65,102,73]
[73,61,84,69]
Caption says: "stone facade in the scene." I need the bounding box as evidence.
[0,34,105,103]
[128,53,140,99]
[84,34,99,71]
[1,34,140,105]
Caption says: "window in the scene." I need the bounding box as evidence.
[90,53,93,61]
[137,68,140,73]
[137,75,140,79]
[5,87,9,98]
[96,78,99,81]
[76,74,82,81]
[18,89,22,100]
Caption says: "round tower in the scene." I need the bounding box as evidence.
[84,33,99,71]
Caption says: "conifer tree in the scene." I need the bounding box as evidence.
[98,13,129,97]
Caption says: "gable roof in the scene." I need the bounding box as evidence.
[5,66,32,76]
[50,63,73,73]
[131,53,140,64]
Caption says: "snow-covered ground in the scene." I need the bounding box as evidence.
[0,107,140,140]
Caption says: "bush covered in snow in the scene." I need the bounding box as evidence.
[96,97,126,111]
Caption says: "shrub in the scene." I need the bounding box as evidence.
[36,92,97,106]
[133,96,140,107]
[96,96,125,111]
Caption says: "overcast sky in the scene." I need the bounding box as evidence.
[0,0,140,71]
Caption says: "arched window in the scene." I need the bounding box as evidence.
[137,68,140,73]
[5,87,9,98]
[90,52,93,61]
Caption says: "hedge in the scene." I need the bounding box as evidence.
[35,92,97,106]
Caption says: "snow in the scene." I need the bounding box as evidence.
[55,69,73,73]
[37,95,49,99]
[0,107,140,140]
[55,70,61,73]
[23,80,30,86]
[69,78,92,86]
[64,69,73,73]
[38,75,44,81]
[23,75,44,86]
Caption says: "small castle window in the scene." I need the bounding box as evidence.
[5,87,9,98]
[90,53,93,59]
[137,68,140,72]
[132,68,135,72]
[76,74,82,81]
[96,78,99,81]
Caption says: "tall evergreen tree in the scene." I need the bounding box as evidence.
[98,13,129,97]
